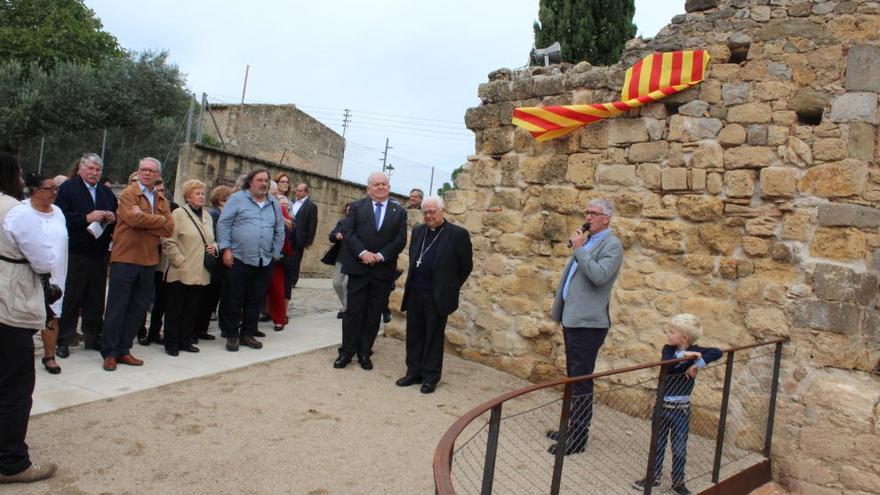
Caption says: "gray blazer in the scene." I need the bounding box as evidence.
[550,230,624,329]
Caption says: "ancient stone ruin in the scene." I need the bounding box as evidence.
[392,0,880,492]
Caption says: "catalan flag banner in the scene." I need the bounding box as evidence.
[512,50,711,142]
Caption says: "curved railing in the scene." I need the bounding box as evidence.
[434,338,786,495]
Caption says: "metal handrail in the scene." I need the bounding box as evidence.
[433,337,788,494]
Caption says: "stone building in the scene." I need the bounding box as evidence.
[385,0,880,493]
[204,104,344,178]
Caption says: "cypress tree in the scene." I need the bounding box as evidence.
[533,0,637,66]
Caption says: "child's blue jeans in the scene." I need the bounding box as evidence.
[653,403,691,484]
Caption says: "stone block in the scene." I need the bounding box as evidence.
[579,120,609,149]
[691,169,706,191]
[678,100,709,117]
[759,167,798,198]
[847,122,876,161]
[477,127,514,155]
[751,5,771,21]
[745,306,789,333]
[707,172,723,194]
[746,125,768,146]
[813,138,848,161]
[724,170,756,197]
[668,116,723,142]
[767,126,788,146]
[722,82,750,106]
[612,191,643,217]
[754,81,794,102]
[785,136,813,167]
[596,164,636,186]
[813,263,878,306]
[830,93,878,123]
[637,163,662,189]
[791,88,831,119]
[746,217,778,237]
[685,0,717,12]
[798,159,868,197]
[782,212,811,241]
[845,45,880,92]
[645,272,690,292]
[727,103,773,124]
[566,153,597,188]
[607,118,650,145]
[789,300,862,333]
[533,75,564,97]
[627,141,669,163]
[699,79,722,103]
[718,124,747,146]
[661,168,688,191]
[811,227,867,261]
[699,224,740,255]
[677,196,724,222]
[724,146,777,169]
[817,203,880,228]
[742,236,770,257]
[755,19,823,41]
[692,141,723,168]
[521,155,568,184]
[637,220,686,254]
[478,80,512,103]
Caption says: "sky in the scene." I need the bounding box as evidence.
[85,0,685,195]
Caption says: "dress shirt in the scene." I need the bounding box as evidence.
[86,183,97,203]
[291,195,308,216]
[2,203,56,274]
[216,190,284,267]
[358,197,389,261]
[562,228,611,301]
[139,183,155,212]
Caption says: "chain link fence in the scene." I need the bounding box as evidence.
[439,340,784,495]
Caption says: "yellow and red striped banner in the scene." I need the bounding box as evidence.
[512,50,711,142]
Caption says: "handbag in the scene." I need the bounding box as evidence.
[183,207,218,272]
[320,242,340,266]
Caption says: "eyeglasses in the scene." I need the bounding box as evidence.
[138,167,159,174]
[421,209,441,215]
[585,210,608,217]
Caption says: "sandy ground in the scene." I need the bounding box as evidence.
[7,336,539,495]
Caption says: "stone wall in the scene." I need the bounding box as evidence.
[174,143,406,277]
[205,104,344,178]
[385,1,880,493]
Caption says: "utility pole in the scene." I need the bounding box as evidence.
[380,138,391,173]
[184,96,196,145]
[342,109,351,138]
[196,92,207,143]
[240,65,250,105]
[100,128,108,161]
[429,166,435,195]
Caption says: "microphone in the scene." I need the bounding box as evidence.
[568,223,590,248]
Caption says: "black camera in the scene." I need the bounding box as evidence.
[40,274,62,305]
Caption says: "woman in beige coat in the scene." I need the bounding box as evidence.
[161,180,217,356]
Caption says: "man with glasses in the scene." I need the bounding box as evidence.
[547,199,623,455]
[396,196,472,394]
[100,158,174,371]
[55,153,118,358]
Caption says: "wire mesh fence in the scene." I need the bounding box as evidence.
[439,341,783,495]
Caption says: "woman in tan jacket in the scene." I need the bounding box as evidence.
[161,180,217,356]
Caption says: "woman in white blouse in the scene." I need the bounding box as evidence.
[24,174,68,375]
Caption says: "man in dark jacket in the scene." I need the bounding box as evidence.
[397,196,472,394]
[55,153,118,358]
[287,182,318,291]
[334,172,407,370]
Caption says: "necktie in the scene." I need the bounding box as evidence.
[374,202,383,230]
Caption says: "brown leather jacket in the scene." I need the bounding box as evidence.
[110,182,174,266]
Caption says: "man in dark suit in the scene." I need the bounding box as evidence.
[55,153,118,358]
[288,182,318,291]
[396,196,472,394]
[334,172,407,370]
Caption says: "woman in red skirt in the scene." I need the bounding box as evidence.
[267,183,294,332]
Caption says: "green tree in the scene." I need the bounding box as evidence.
[532,0,636,66]
[0,0,123,69]
[437,166,464,197]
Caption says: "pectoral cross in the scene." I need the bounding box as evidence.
[416,258,422,268]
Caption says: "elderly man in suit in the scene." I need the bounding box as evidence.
[334,172,407,370]
[288,182,318,292]
[547,198,623,455]
[396,196,472,394]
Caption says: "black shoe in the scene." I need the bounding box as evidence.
[141,335,162,346]
[226,338,239,352]
[165,347,179,356]
[671,483,691,495]
[420,382,437,394]
[56,345,70,359]
[195,333,216,341]
[546,430,589,443]
[258,313,271,322]
[253,330,267,338]
[180,344,200,353]
[241,336,263,349]
[333,354,352,369]
[336,311,345,319]
[274,324,285,332]
[547,439,587,456]
[358,355,373,370]
[633,479,661,491]
[382,311,392,323]
[395,375,423,387]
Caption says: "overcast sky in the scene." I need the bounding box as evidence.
[85,0,684,194]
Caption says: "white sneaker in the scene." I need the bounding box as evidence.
[0,463,57,484]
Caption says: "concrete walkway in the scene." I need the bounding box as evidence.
[32,278,343,416]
